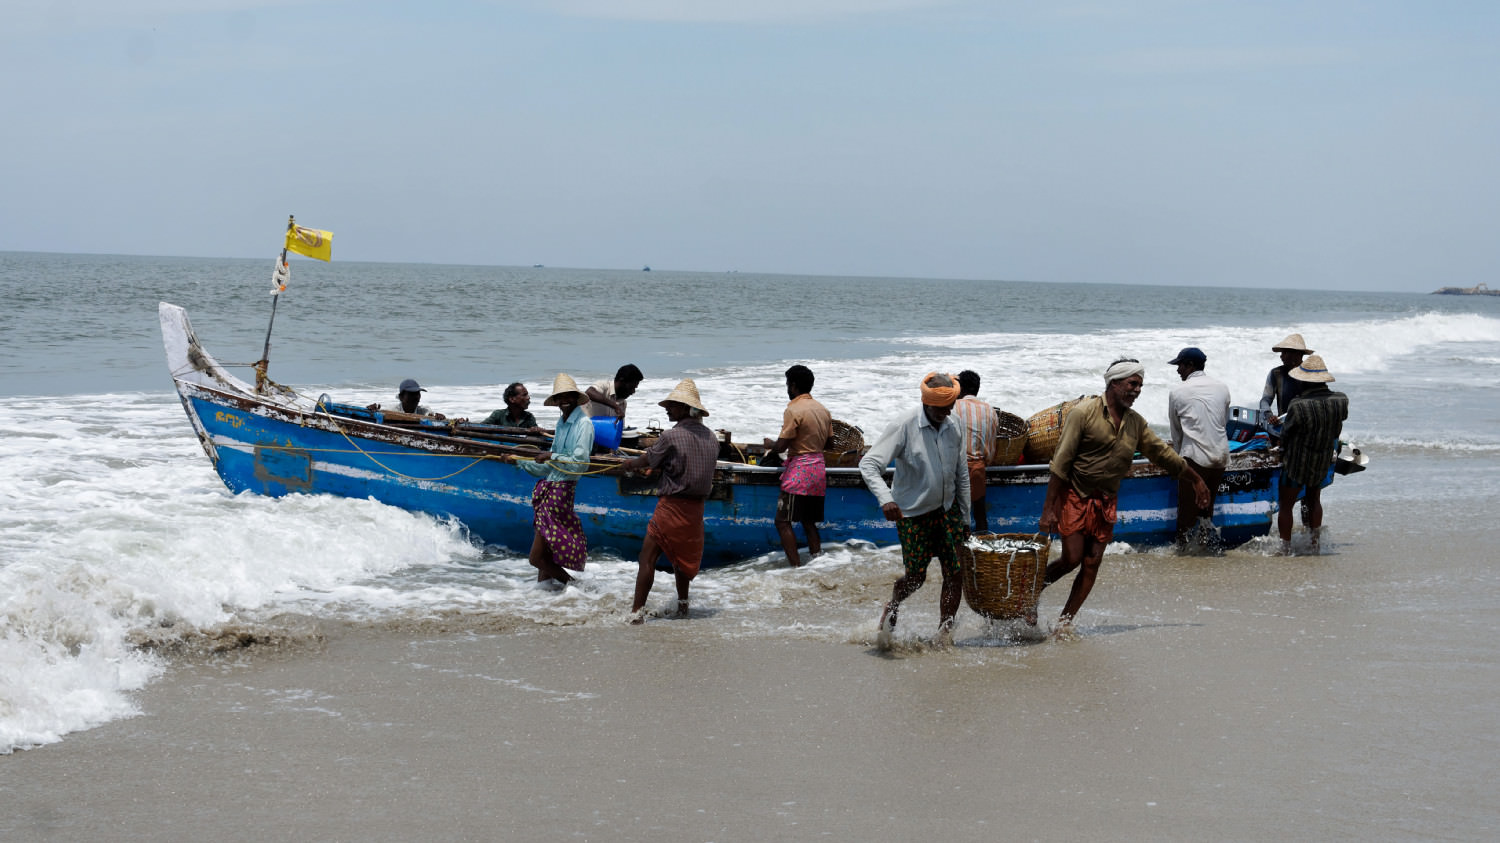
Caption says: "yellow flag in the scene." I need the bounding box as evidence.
[285,224,334,261]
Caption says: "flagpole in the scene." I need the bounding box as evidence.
[254,214,294,394]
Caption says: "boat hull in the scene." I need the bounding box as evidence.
[174,379,1282,564]
[161,302,1285,565]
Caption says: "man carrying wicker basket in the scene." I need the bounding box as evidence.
[860,372,971,649]
[1039,359,1209,635]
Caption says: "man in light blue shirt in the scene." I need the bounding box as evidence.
[859,372,971,649]
[510,374,595,587]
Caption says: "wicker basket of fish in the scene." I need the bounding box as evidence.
[959,532,1051,621]
[823,419,866,468]
[1020,395,1095,465]
[991,410,1029,466]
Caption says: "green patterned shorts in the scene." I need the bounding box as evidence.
[896,503,965,578]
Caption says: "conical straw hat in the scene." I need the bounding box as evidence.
[544,373,585,406]
[1288,354,1335,383]
[658,378,710,416]
[1271,333,1314,353]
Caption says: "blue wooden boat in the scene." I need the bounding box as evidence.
[161,302,1299,566]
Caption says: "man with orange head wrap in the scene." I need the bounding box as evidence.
[859,372,971,649]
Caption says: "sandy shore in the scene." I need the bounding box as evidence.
[6,454,1497,841]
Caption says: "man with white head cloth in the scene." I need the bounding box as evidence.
[1038,358,1210,634]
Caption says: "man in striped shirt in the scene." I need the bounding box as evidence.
[953,370,996,532]
[1277,355,1348,556]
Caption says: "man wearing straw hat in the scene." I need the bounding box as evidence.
[860,372,971,649]
[1039,358,1210,634]
[1277,354,1348,555]
[1260,333,1314,436]
[618,378,720,622]
[505,374,595,587]
[762,364,833,568]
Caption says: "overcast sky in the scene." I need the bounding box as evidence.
[3,1,1497,290]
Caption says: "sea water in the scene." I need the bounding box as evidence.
[3,250,1499,753]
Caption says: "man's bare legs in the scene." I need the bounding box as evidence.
[529,533,573,585]
[876,563,960,648]
[674,570,691,617]
[877,570,923,648]
[631,534,693,622]
[1042,532,1107,629]
[630,534,662,622]
[775,517,823,568]
[1303,485,1324,554]
[803,519,821,558]
[775,519,802,567]
[936,568,961,646]
[1176,462,1224,550]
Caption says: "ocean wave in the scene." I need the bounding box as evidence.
[0,398,485,754]
[1349,434,1500,455]
[895,311,1500,368]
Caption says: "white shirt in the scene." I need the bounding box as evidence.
[859,405,971,522]
[584,377,625,419]
[1168,370,1231,469]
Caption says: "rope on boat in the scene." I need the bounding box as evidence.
[184,345,628,479]
[299,399,620,481]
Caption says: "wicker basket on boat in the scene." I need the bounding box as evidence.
[823,419,865,468]
[1021,395,1095,465]
[991,410,1029,466]
[960,532,1051,621]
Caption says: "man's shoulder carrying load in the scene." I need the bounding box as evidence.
[823,419,865,468]
[1021,395,1095,465]
[991,409,1029,465]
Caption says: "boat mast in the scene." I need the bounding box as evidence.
[254,215,294,395]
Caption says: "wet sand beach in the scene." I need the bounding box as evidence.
[5,454,1497,841]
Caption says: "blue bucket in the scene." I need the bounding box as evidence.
[591,416,623,450]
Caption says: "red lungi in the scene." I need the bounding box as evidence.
[1059,488,1118,544]
[647,495,706,580]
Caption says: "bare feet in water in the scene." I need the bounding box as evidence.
[876,603,897,651]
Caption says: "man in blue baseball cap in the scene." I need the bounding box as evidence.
[1166,347,1230,550]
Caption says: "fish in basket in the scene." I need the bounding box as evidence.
[960,532,1052,623]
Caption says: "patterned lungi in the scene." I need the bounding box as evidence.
[1059,487,1118,544]
[647,495,706,580]
[531,479,588,571]
[780,451,827,496]
[895,503,966,578]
